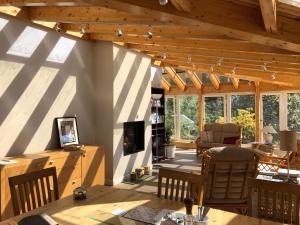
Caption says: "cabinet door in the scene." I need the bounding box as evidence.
[82,147,105,187]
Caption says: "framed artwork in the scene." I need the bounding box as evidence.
[55,117,79,148]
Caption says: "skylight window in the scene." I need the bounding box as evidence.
[46,37,76,63]
[0,18,8,32]
[7,26,47,58]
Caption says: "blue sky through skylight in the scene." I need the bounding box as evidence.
[0,18,8,32]
[46,37,76,63]
[7,26,47,58]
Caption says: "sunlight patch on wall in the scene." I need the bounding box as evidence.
[25,76,76,153]
[0,6,21,16]
[113,50,137,104]
[0,60,24,97]
[46,37,76,63]
[115,56,150,122]
[7,26,47,58]
[0,18,8,32]
[0,67,58,153]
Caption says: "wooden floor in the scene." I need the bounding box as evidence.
[115,149,200,195]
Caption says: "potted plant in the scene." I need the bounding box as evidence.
[165,126,176,158]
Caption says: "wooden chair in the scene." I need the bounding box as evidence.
[201,150,259,211]
[8,167,59,216]
[248,178,300,224]
[157,168,205,205]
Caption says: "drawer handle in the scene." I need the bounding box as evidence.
[49,160,55,165]
[72,180,77,185]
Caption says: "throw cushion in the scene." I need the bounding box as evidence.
[200,131,213,143]
[223,136,240,144]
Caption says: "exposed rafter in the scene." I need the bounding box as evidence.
[162,76,171,92]
[164,67,186,91]
[231,77,239,89]
[208,73,220,90]
[259,0,277,33]
[170,0,192,12]
[186,70,202,90]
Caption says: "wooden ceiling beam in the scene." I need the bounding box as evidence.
[128,44,300,65]
[162,76,171,92]
[186,70,202,90]
[231,77,240,89]
[259,0,277,33]
[164,67,186,91]
[28,6,166,24]
[75,0,300,53]
[162,61,300,87]
[170,0,192,12]
[63,23,233,39]
[89,34,291,54]
[152,54,300,72]
[0,0,88,6]
[208,73,220,90]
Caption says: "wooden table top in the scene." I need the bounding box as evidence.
[0,185,285,225]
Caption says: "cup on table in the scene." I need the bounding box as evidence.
[193,216,209,225]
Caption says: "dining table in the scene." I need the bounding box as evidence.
[0,185,286,225]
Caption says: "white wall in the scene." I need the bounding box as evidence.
[0,14,96,156]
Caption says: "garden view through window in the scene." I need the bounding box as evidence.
[166,92,300,143]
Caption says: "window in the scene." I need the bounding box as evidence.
[7,26,47,57]
[262,94,280,143]
[204,96,225,123]
[288,93,300,131]
[165,97,175,139]
[179,96,198,140]
[231,94,255,143]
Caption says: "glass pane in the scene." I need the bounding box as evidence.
[204,96,224,123]
[179,96,198,140]
[165,97,175,139]
[288,93,300,131]
[231,94,255,143]
[262,95,280,143]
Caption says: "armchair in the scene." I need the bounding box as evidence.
[196,123,242,156]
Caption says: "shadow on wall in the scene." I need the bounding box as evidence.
[0,15,96,157]
[112,45,152,182]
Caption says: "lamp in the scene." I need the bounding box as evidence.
[280,130,297,182]
[262,125,277,144]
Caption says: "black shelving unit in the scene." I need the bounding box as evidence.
[151,87,165,162]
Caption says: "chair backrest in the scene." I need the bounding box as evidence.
[248,178,300,224]
[202,149,258,205]
[204,123,242,143]
[157,168,205,205]
[9,167,59,216]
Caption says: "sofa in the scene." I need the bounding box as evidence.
[195,123,242,156]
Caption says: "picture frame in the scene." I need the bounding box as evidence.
[55,117,79,148]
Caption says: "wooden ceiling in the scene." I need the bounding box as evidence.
[0,0,300,92]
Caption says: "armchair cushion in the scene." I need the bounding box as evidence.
[199,131,213,143]
[223,136,240,145]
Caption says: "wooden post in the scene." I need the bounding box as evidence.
[255,82,261,142]
[198,90,204,132]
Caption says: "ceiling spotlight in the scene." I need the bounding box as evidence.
[248,81,252,86]
[271,72,277,80]
[188,55,192,63]
[147,31,153,39]
[55,22,62,33]
[262,63,267,72]
[231,67,236,75]
[159,0,168,5]
[162,53,167,60]
[80,25,86,34]
[115,25,123,37]
[210,65,214,73]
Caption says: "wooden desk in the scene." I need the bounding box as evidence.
[0,186,285,225]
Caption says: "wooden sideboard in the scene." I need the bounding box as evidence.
[0,145,105,221]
